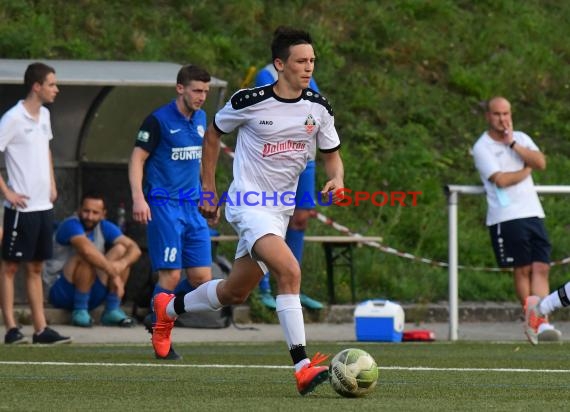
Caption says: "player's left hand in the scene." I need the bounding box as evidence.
[207,206,221,226]
[321,179,344,204]
[199,191,219,220]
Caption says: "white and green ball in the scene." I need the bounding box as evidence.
[329,348,379,397]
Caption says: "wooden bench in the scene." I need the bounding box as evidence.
[211,235,383,304]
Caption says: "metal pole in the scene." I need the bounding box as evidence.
[444,184,570,341]
[447,189,459,341]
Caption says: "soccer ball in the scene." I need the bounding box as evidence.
[329,348,378,398]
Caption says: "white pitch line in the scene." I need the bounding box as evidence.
[381,366,570,373]
[0,361,288,369]
[1,361,569,373]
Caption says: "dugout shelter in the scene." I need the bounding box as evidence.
[0,59,228,304]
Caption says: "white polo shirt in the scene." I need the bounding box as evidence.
[472,131,544,226]
[0,100,54,212]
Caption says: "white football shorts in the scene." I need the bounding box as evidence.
[225,206,290,273]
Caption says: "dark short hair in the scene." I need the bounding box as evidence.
[80,191,107,209]
[177,64,211,86]
[271,26,313,62]
[24,62,55,95]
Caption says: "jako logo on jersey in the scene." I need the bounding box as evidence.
[262,140,306,157]
[171,146,201,160]
[304,115,316,134]
[259,120,273,125]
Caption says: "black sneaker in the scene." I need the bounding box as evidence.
[32,327,72,344]
[143,313,154,334]
[156,344,182,361]
[5,327,29,344]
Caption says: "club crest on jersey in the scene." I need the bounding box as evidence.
[304,114,316,134]
[137,130,150,142]
[197,125,205,137]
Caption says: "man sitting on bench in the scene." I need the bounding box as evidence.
[43,192,141,327]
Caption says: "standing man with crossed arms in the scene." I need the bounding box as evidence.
[472,96,560,343]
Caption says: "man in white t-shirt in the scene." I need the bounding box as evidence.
[150,26,344,396]
[0,62,71,345]
[472,96,560,342]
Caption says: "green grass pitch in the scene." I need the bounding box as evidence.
[0,341,568,411]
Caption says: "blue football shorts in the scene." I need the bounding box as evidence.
[49,273,108,310]
[147,199,212,272]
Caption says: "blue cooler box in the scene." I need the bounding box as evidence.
[354,299,405,342]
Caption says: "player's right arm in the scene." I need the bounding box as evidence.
[473,140,532,189]
[199,123,222,219]
[129,115,161,224]
[489,167,532,188]
[128,147,151,223]
[0,115,29,208]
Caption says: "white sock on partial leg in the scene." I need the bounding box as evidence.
[276,294,308,371]
[184,279,223,312]
[165,279,223,318]
[276,294,305,347]
[539,282,570,316]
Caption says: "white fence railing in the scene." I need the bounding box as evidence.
[444,184,570,341]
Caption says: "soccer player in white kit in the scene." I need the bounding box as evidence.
[151,26,344,395]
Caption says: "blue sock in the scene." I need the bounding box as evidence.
[259,272,271,292]
[73,290,90,310]
[152,284,173,299]
[105,292,121,311]
[286,228,305,264]
[173,278,195,295]
[151,284,174,316]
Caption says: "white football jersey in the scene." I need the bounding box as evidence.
[0,101,54,212]
[214,85,340,215]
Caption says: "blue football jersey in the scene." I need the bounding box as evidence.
[135,100,206,202]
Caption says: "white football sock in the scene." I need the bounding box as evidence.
[166,279,223,317]
[539,282,570,316]
[294,359,310,372]
[185,278,223,312]
[276,294,306,370]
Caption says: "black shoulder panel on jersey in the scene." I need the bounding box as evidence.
[302,88,334,116]
[230,85,274,110]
